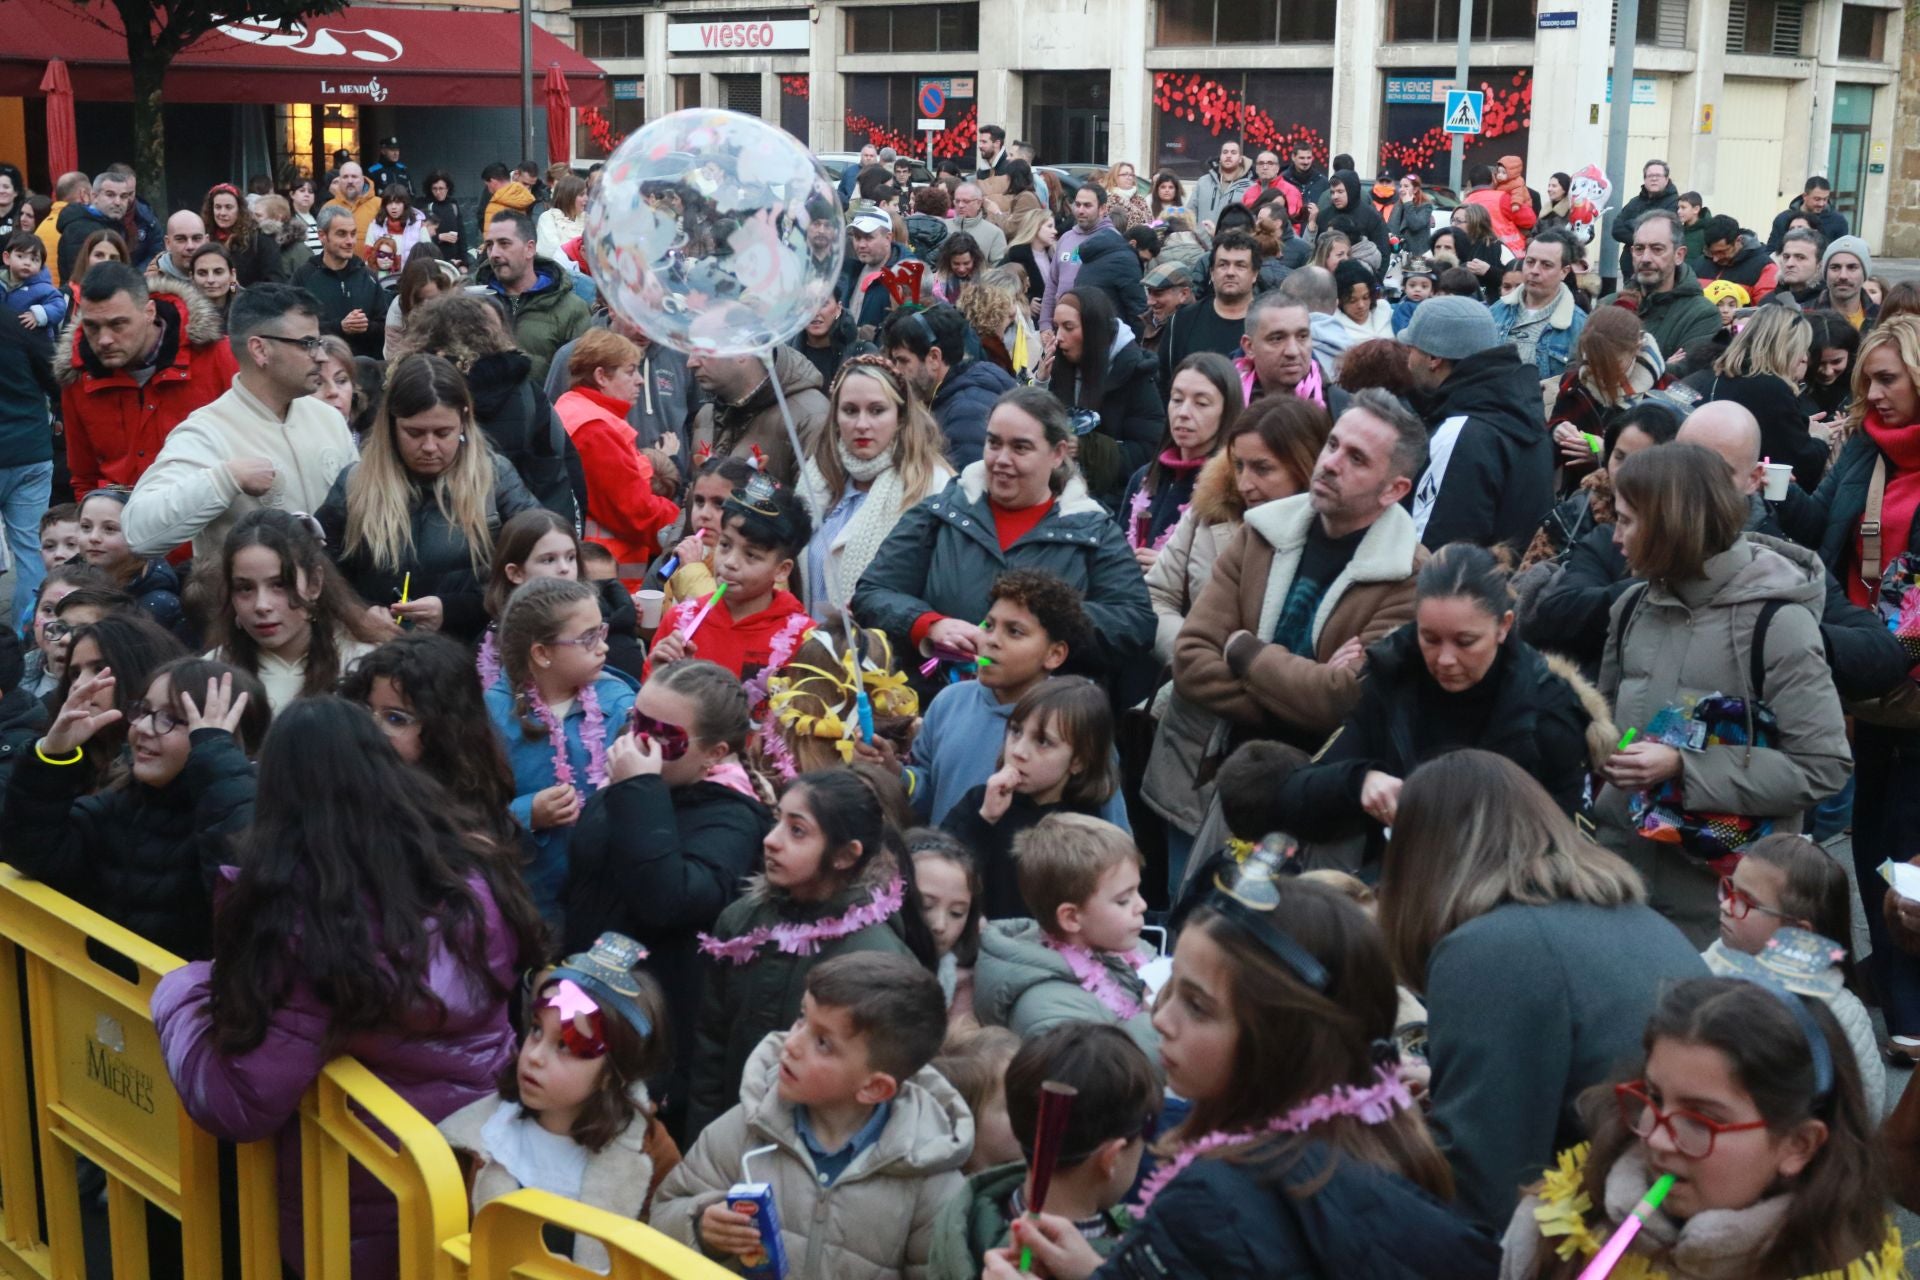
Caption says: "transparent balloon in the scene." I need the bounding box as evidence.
[583,109,846,358]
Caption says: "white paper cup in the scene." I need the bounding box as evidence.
[1762,462,1794,501]
[637,589,666,629]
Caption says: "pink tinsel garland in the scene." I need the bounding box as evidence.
[527,683,609,791]
[1044,937,1145,1019]
[759,715,800,781]
[476,629,502,689]
[697,875,905,965]
[1125,488,1189,554]
[1130,1067,1414,1218]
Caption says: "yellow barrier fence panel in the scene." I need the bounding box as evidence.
[0,928,48,1280]
[464,1190,741,1280]
[1,867,219,1280]
[297,1057,470,1280]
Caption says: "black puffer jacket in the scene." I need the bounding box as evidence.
[0,729,255,960]
[0,686,48,798]
[1408,346,1553,557]
[1611,183,1680,280]
[565,773,771,1140]
[931,357,1018,470]
[1680,369,1827,491]
[1275,626,1598,850]
[316,452,540,643]
[1072,230,1149,330]
[464,350,584,522]
[1095,1141,1500,1280]
[1050,336,1165,506]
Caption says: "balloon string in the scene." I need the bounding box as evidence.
[762,350,808,481]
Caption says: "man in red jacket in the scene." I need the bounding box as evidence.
[59,262,237,500]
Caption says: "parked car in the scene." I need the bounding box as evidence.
[816,151,935,185]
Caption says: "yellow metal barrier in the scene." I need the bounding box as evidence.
[462,1190,738,1280]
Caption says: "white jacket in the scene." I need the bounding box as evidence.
[536,209,584,272]
[123,378,356,560]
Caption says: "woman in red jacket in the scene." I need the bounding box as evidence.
[553,329,681,588]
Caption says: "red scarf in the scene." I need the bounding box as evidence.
[1853,414,1920,605]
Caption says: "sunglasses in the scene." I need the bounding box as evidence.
[629,709,692,761]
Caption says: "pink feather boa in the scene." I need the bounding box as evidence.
[697,875,906,965]
[1044,937,1146,1020]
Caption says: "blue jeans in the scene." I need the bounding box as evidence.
[0,461,52,630]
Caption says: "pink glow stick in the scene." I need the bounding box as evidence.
[679,582,729,641]
[1575,1174,1675,1280]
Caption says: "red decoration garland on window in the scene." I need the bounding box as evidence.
[1377,71,1532,174]
[1151,73,1327,166]
[845,103,977,160]
[580,105,627,154]
[780,74,810,98]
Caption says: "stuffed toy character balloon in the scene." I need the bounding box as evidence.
[1565,164,1613,247]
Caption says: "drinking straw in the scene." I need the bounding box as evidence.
[1019,1082,1078,1273]
[680,582,729,640]
[1575,1174,1675,1280]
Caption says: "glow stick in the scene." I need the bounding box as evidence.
[680,582,728,640]
[1018,1082,1077,1274]
[1617,727,1638,749]
[399,572,411,604]
[1575,1174,1675,1280]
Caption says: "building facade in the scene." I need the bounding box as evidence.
[554,0,1903,246]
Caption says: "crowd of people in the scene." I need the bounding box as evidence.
[3,124,1920,1280]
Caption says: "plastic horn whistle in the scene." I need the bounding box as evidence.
[1575,1174,1675,1280]
[680,582,728,640]
[841,614,874,743]
[658,529,705,582]
[1617,727,1639,750]
[1018,1081,1079,1273]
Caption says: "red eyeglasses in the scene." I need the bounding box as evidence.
[1614,1081,1768,1158]
[1717,876,1800,924]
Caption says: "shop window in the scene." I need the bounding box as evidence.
[674,74,701,110]
[578,81,644,160]
[1156,0,1332,44]
[844,73,978,158]
[720,74,763,116]
[780,74,810,145]
[1151,70,1331,177]
[577,15,645,59]
[1837,4,1885,58]
[277,104,314,181]
[1387,0,1533,41]
[844,4,979,53]
[1726,0,1806,54]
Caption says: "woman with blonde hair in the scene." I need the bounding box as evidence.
[1102,161,1151,228]
[1309,228,1350,271]
[1681,304,1825,488]
[316,353,540,642]
[1376,749,1708,1231]
[957,266,1039,378]
[797,355,954,623]
[536,174,589,268]
[1548,306,1672,484]
[1002,206,1057,319]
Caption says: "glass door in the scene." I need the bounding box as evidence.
[1826,83,1872,227]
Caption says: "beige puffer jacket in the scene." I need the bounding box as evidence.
[654,1032,972,1280]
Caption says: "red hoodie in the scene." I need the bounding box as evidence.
[649,588,814,684]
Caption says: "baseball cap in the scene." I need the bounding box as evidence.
[847,201,892,235]
[1142,260,1193,290]
[1398,294,1501,361]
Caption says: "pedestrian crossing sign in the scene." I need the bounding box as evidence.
[1444,89,1484,135]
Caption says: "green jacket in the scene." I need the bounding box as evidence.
[926,1162,1130,1280]
[1680,206,1711,266]
[686,857,916,1137]
[1632,263,1723,362]
[971,919,1160,1060]
[472,254,592,384]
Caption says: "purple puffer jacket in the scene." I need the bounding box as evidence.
[151,877,521,1279]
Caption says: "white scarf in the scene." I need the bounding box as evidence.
[799,454,909,613]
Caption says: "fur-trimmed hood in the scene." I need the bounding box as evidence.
[1189,449,1245,526]
[56,276,226,389]
[1543,650,1618,771]
[737,842,903,911]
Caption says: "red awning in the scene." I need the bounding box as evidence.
[0,0,607,108]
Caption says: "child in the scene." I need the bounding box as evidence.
[686,768,927,1137]
[480,509,644,685]
[972,813,1157,1056]
[902,570,1127,831]
[1501,977,1898,1279]
[1391,264,1434,334]
[3,231,65,357]
[438,933,679,1269]
[942,677,1120,918]
[1703,277,1750,329]
[986,863,1497,1279]
[564,657,772,1143]
[660,455,756,607]
[579,540,618,581]
[932,1024,1022,1174]
[3,656,265,960]
[648,473,814,684]
[759,629,918,781]
[23,563,112,701]
[1705,833,1882,1115]
[55,611,189,790]
[38,504,81,572]
[77,488,186,635]
[210,509,382,715]
[484,576,638,932]
[656,952,969,1277]
[340,633,525,858]
[910,827,983,1020]
[929,1023,1159,1280]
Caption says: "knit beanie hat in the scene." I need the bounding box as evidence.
[1821,234,1873,278]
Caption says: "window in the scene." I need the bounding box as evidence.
[674,74,701,110]
[1157,0,1333,44]
[1387,0,1531,42]
[1837,4,1885,58]
[578,83,646,160]
[844,72,976,149]
[576,15,645,59]
[1726,0,1806,54]
[277,104,315,181]
[720,74,763,116]
[1152,70,1332,177]
[780,75,810,144]
[1612,0,1689,48]
[844,4,979,53]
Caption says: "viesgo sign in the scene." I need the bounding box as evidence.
[666,18,810,53]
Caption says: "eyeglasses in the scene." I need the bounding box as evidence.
[255,333,326,355]
[1614,1081,1768,1159]
[125,699,185,735]
[41,620,74,643]
[1717,876,1799,923]
[629,710,691,761]
[551,623,610,651]
[369,705,421,734]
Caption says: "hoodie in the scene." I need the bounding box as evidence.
[1041,216,1115,330]
[54,202,125,283]
[481,181,536,234]
[1409,345,1554,557]
[930,357,1018,469]
[692,344,830,486]
[1324,172,1392,262]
